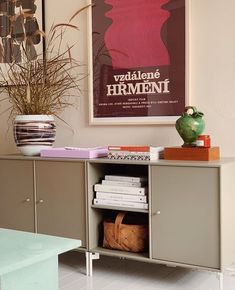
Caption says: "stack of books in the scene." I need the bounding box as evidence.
[93,175,148,209]
[107,146,164,161]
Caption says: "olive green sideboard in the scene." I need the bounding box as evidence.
[1,155,235,281]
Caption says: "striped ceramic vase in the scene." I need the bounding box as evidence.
[14,115,56,156]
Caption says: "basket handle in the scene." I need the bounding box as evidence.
[114,212,126,243]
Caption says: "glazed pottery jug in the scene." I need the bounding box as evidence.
[175,106,205,147]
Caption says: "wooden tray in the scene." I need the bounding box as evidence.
[164,146,220,161]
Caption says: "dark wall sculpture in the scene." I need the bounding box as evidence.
[0,0,42,63]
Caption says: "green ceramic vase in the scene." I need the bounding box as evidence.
[175,106,205,147]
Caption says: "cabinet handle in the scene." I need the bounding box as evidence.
[24,198,31,202]
[37,199,44,204]
[152,210,161,216]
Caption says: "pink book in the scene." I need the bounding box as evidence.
[40,147,108,159]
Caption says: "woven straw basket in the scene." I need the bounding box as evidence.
[103,212,148,253]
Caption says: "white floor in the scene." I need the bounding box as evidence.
[59,252,235,290]
[59,251,235,290]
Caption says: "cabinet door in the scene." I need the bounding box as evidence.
[0,159,35,232]
[35,161,86,246]
[151,165,220,269]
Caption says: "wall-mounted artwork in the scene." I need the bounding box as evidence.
[89,0,189,125]
[0,0,44,64]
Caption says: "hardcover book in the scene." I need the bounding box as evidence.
[40,147,108,159]
[96,191,147,203]
[108,146,164,153]
[104,175,147,183]
[94,184,147,195]
[108,150,164,161]
[93,198,148,209]
[101,179,143,187]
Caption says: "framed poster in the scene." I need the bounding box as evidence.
[0,0,44,80]
[89,0,189,125]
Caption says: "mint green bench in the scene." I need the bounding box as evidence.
[0,228,81,290]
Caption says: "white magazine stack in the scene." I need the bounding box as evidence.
[93,175,148,209]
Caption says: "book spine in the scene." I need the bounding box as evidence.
[104,175,147,183]
[93,198,148,209]
[96,191,147,203]
[101,179,142,187]
[108,151,162,161]
[94,184,146,195]
[108,146,150,152]
[108,146,164,153]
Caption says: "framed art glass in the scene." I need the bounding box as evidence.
[89,0,190,125]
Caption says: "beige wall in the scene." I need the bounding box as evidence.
[0,0,234,157]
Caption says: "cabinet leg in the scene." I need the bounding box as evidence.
[216,272,223,290]
[85,252,100,276]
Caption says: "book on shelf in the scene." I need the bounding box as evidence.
[104,175,147,183]
[40,146,108,159]
[94,184,147,195]
[93,198,148,209]
[108,150,163,161]
[108,145,164,153]
[96,191,147,203]
[101,179,143,188]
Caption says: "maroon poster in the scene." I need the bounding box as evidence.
[91,0,186,123]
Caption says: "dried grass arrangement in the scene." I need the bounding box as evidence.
[0,5,88,118]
